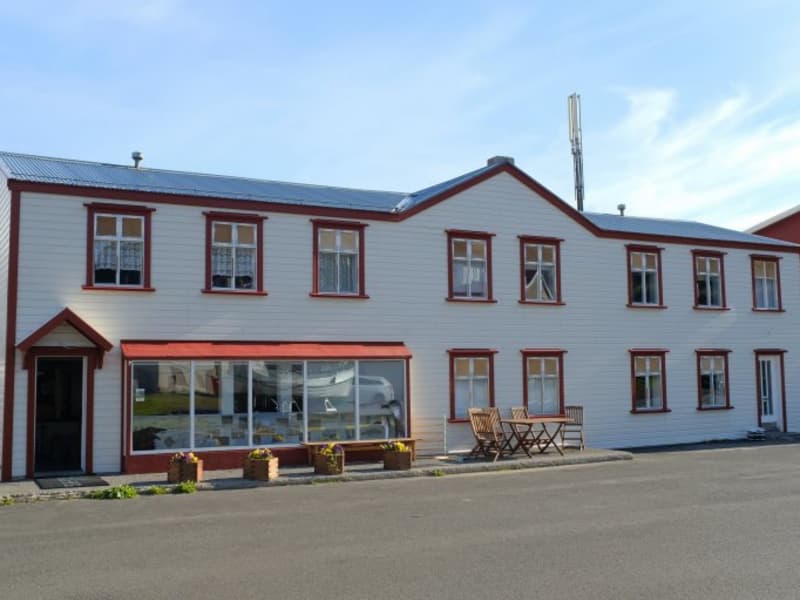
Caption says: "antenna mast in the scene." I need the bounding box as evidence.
[568,93,585,212]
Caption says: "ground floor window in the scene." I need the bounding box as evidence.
[130,358,406,453]
[630,350,668,413]
[696,351,731,410]
[522,350,565,415]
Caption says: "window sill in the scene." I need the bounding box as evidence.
[202,289,268,296]
[693,306,730,311]
[446,298,498,304]
[697,406,734,411]
[752,308,785,313]
[518,300,566,306]
[309,293,370,300]
[630,408,672,414]
[82,285,155,292]
[626,303,667,310]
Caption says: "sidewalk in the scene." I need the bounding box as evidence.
[0,447,632,502]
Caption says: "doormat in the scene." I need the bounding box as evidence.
[35,475,109,490]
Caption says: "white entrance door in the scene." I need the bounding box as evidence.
[758,356,782,430]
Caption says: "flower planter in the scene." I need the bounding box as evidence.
[243,457,279,481]
[167,460,204,483]
[383,450,412,471]
[314,453,344,475]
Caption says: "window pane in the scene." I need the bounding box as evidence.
[471,240,486,260]
[454,358,471,378]
[631,253,643,269]
[635,357,647,372]
[452,239,467,259]
[193,362,249,448]
[472,379,489,407]
[708,258,720,274]
[528,378,543,413]
[306,361,355,442]
[700,357,711,371]
[318,252,337,293]
[696,275,708,305]
[528,358,542,376]
[645,254,657,269]
[635,376,648,409]
[454,380,470,418]
[452,260,468,296]
[252,362,304,445]
[472,358,489,377]
[340,230,357,252]
[212,246,233,288]
[765,262,777,278]
[237,224,255,245]
[645,272,658,303]
[132,362,191,451]
[94,240,117,284]
[234,247,255,289]
[122,217,142,238]
[632,273,644,303]
[649,375,662,408]
[319,229,336,251]
[214,223,232,244]
[359,361,406,438]
[541,266,556,300]
[96,216,117,236]
[543,358,558,375]
[525,244,538,263]
[541,245,554,263]
[709,277,722,306]
[470,264,486,297]
[339,253,358,293]
[524,267,538,300]
[542,379,558,414]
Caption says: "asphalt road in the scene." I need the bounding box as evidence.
[2,444,800,600]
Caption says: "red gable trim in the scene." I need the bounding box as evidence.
[120,340,411,360]
[17,308,113,353]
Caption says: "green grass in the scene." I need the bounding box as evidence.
[87,484,139,500]
[133,392,224,416]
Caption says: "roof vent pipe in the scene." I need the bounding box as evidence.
[487,155,514,166]
[617,203,626,216]
[131,151,143,169]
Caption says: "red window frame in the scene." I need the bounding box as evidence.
[629,349,670,414]
[695,349,732,411]
[626,244,665,308]
[311,219,368,299]
[448,349,496,422]
[750,255,783,312]
[518,236,564,305]
[203,212,267,295]
[692,250,728,310]
[521,349,566,415]
[84,202,155,292]
[446,230,496,303]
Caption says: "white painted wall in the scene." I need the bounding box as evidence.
[8,171,800,476]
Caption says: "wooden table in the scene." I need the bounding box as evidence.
[501,416,571,456]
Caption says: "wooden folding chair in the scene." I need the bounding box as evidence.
[509,406,542,456]
[467,408,511,462]
[561,405,585,450]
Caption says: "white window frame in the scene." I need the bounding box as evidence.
[630,250,660,305]
[753,258,780,310]
[526,356,560,415]
[452,356,491,418]
[523,243,558,302]
[699,355,727,409]
[452,238,488,299]
[695,255,723,308]
[93,213,145,287]
[633,355,664,411]
[318,227,360,295]
[211,221,257,290]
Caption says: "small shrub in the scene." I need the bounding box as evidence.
[430,468,446,477]
[173,480,197,494]
[144,485,168,496]
[0,496,15,506]
[88,484,138,500]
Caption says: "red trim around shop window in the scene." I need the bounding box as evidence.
[691,250,728,310]
[446,230,496,302]
[695,349,732,411]
[311,219,368,298]
[120,340,411,360]
[2,189,20,480]
[750,255,783,311]
[447,348,497,422]
[520,349,566,415]
[629,349,670,414]
[518,236,564,305]
[84,202,155,291]
[203,211,267,295]
[626,245,665,308]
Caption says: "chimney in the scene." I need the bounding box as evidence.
[487,155,514,167]
[131,151,143,169]
[617,203,626,216]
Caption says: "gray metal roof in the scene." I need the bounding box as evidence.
[584,212,797,247]
[0,151,793,248]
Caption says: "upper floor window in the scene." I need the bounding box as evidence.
[85,203,154,291]
[696,350,731,410]
[627,245,664,308]
[312,220,367,298]
[630,350,669,413]
[519,236,562,304]
[522,350,565,415]
[693,251,726,309]
[204,212,266,295]
[448,349,496,421]
[751,256,782,311]
[447,230,495,302]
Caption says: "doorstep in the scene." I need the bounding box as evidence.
[0,447,632,502]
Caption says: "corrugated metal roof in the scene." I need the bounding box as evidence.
[584,212,797,247]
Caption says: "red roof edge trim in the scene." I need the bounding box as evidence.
[17,308,113,352]
[120,340,411,360]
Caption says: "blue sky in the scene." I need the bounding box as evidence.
[1,1,799,230]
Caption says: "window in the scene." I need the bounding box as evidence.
[204,212,266,294]
[85,203,154,290]
[627,245,664,307]
[630,350,669,413]
[519,236,563,304]
[696,351,731,410]
[751,256,782,311]
[312,220,367,298]
[448,350,495,420]
[447,230,495,302]
[693,251,726,309]
[522,350,565,415]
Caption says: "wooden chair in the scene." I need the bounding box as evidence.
[561,405,585,450]
[467,408,512,462]
[510,407,543,455]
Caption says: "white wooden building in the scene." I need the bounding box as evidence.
[0,151,797,480]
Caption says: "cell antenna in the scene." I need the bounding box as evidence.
[567,93,585,212]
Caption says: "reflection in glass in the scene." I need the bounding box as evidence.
[252,362,304,444]
[307,361,355,442]
[193,362,249,448]
[132,362,191,451]
[358,361,406,438]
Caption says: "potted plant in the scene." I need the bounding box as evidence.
[382,441,413,471]
[167,451,203,483]
[243,447,279,481]
[314,443,345,475]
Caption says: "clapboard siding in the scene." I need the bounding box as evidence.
[6,170,800,475]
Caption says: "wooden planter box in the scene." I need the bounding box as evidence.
[243,457,279,481]
[167,460,204,483]
[383,450,412,471]
[314,453,344,475]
